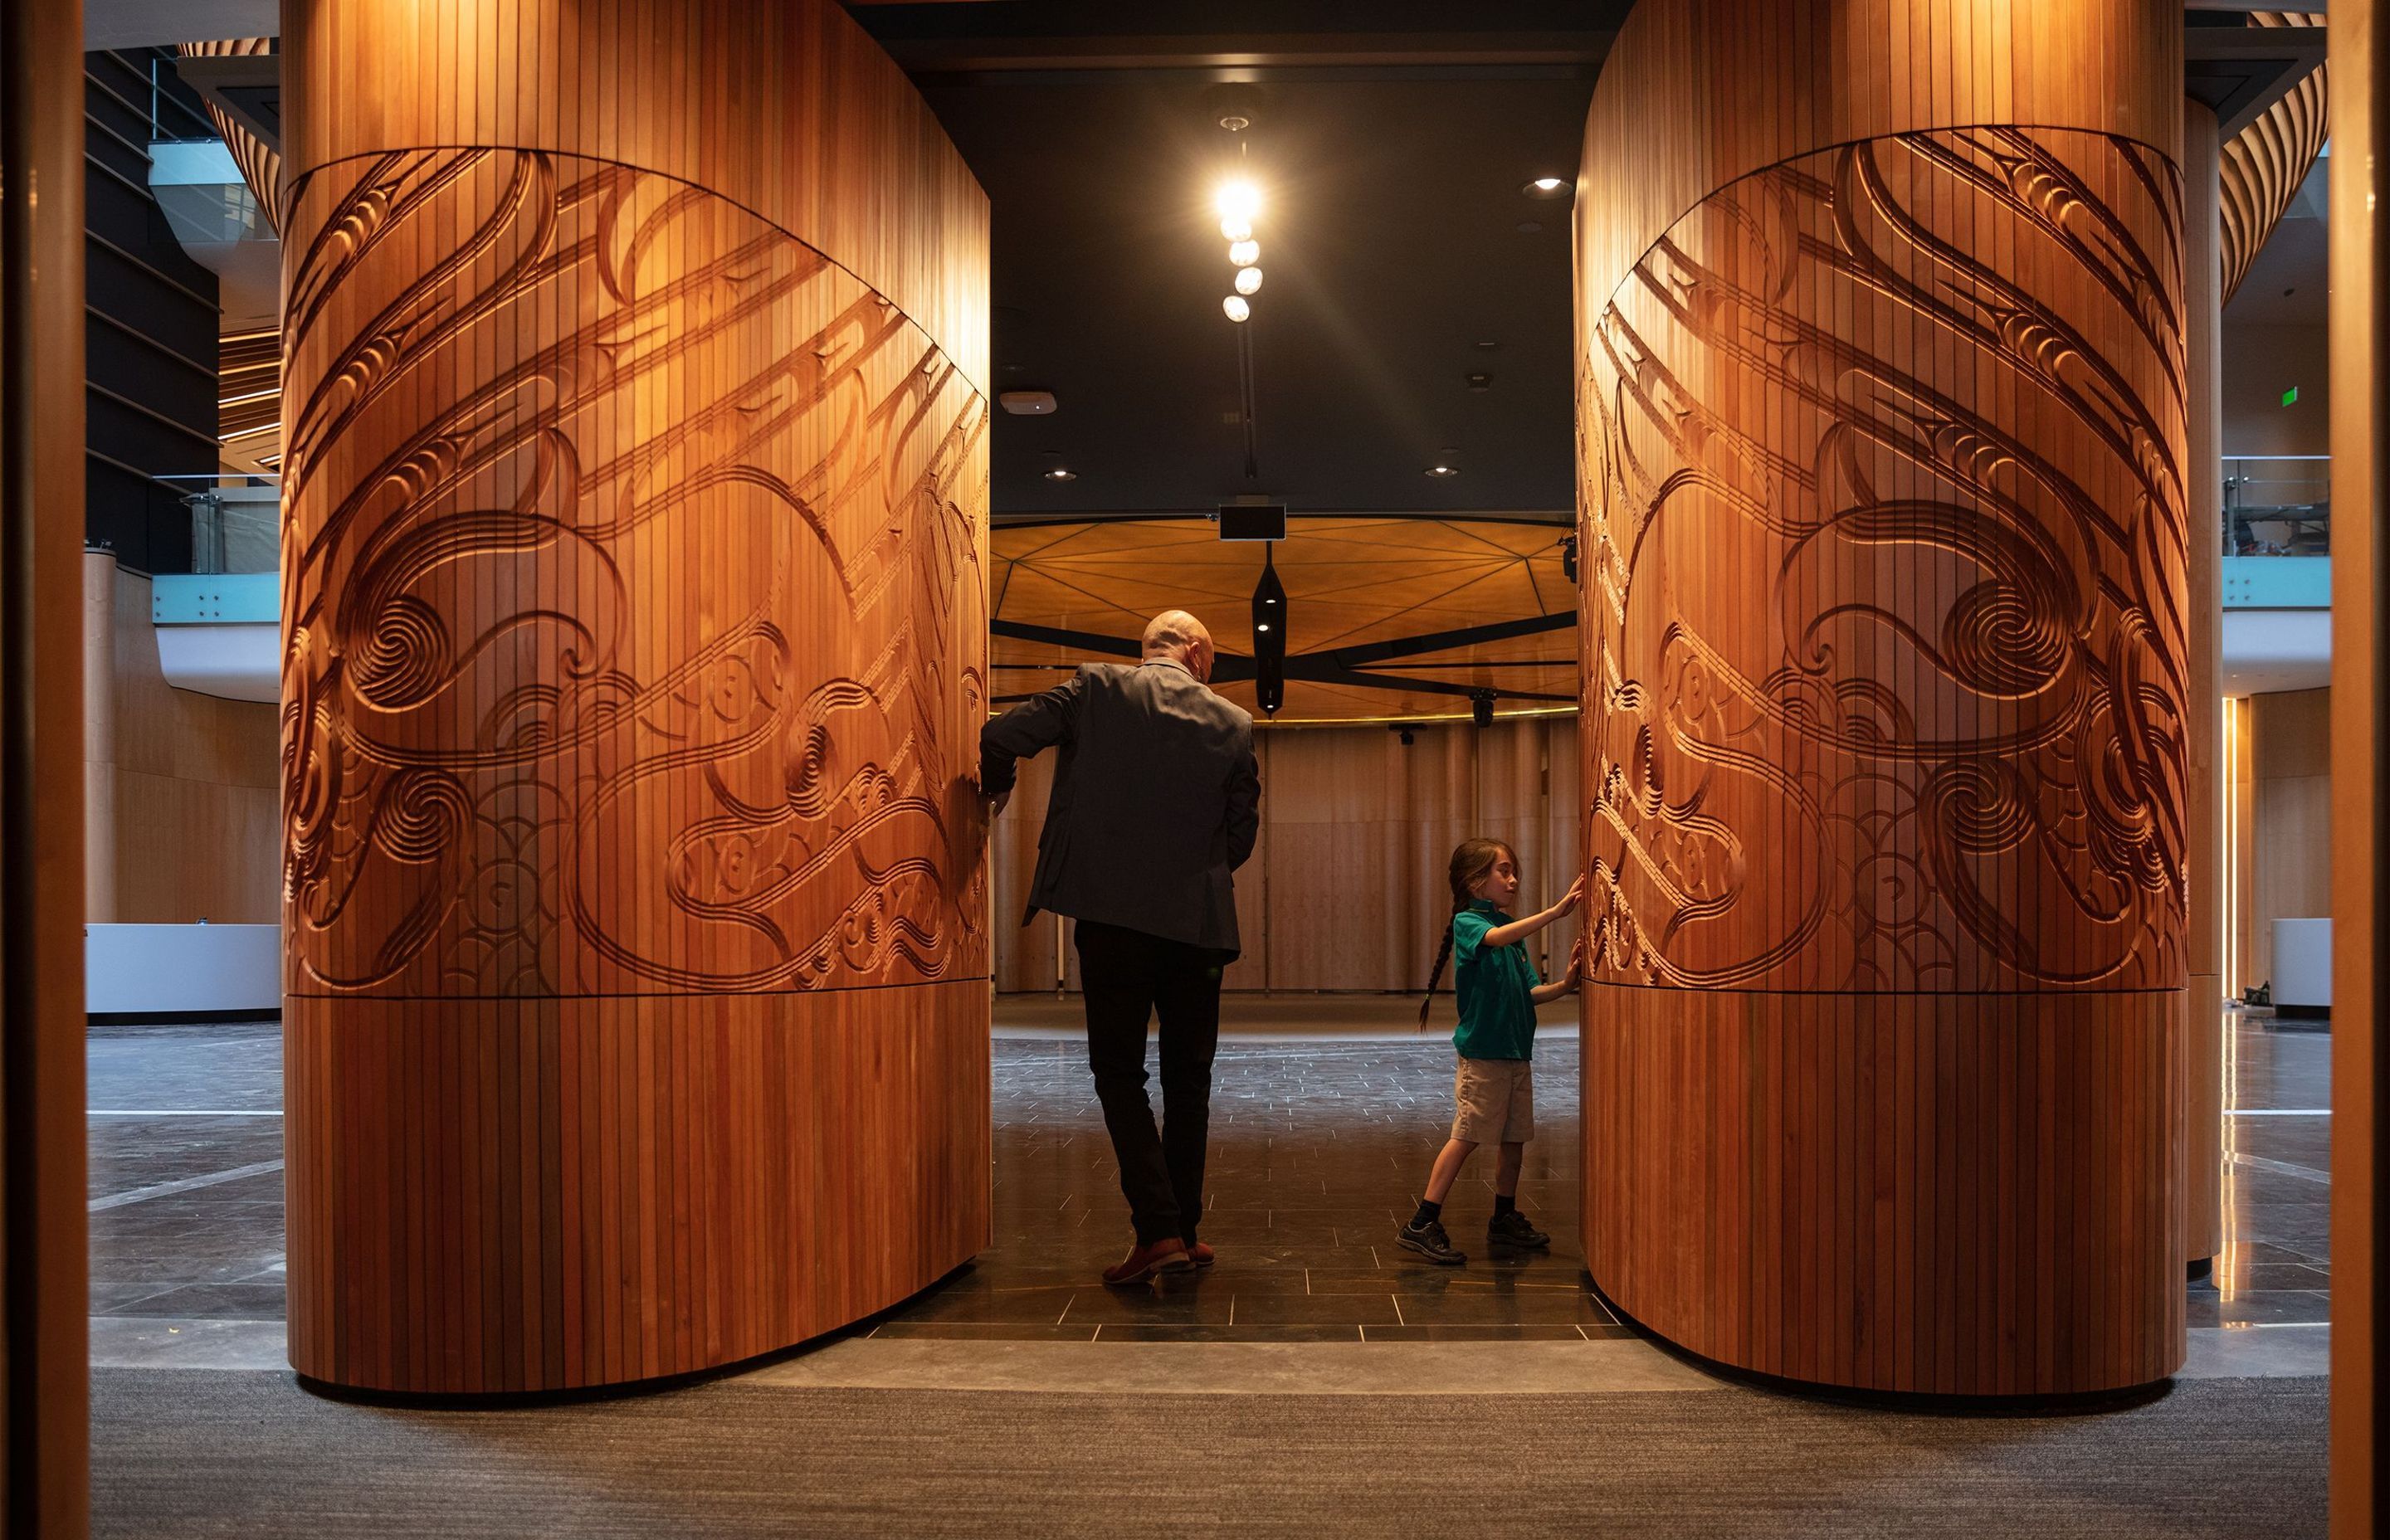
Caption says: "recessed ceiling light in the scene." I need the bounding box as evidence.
[1425,464,1460,479]
[1522,176,1573,199]
[1517,221,1544,234]
[1044,466,1077,482]
[1475,340,1501,350]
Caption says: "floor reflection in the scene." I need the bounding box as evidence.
[80,1005,2332,1343]
[2201,1009,2332,1328]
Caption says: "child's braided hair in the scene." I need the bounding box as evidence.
[1417,837,1516,1030]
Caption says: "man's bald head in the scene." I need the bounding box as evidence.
[1143,610,1215,683]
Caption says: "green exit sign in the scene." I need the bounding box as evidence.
[2283,386,2300,407]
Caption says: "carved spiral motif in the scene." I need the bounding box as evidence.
[1580,128,2188,993]
[1942,581,2070,696]
[281,149,991,998]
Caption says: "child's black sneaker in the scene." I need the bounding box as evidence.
[1486,1209,1551,1250]
[1397,1217,1466,1265]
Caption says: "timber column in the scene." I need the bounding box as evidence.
[1575,0,2189,1396]
[280,0,993,1396]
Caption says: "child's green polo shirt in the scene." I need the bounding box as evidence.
[1451,900,1541,1060]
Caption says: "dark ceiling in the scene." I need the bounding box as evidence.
[846,2,1634,522]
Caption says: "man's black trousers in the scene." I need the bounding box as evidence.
[1073,919,1229,1247]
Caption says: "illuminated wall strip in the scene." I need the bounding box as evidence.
[2222,693,2237,1004]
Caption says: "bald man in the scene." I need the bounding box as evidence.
[982,610,1261,1284]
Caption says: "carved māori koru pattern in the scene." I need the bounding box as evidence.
[1579,127,2189,997]
[280,149,991,1003]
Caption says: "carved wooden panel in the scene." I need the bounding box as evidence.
[281,0,990,1396]
[282,149,989,1001]
[1581,125,2188,997]
[1575,0,2187,1398]
[2219,13,2326,306]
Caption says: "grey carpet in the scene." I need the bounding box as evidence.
[93,1370,2324,1538]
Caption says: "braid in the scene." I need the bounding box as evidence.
[1417,836,1513,1030]
[1416,915,1459,1030]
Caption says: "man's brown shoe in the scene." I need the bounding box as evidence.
[1182,1240,1216,1270]
[1102,1238,1193,1286]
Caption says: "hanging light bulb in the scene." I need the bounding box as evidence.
[1229,239,1259,267]
[1221,215,1251,241]
[1234,266,1262,296]
[1223,295,1251,323]
[1216,180,1262,226]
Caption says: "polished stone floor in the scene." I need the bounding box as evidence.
[2199,1015,2334,1328]
[85,1006,2332,1348]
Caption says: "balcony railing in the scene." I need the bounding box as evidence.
[2226,455,2328,557]
[167,474,277,575]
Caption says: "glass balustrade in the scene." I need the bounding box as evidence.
[168,475,279,575]
[2224,455,2329,557]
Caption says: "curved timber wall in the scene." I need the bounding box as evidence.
[280,0,992,1395]
[1575,0,2189,1396]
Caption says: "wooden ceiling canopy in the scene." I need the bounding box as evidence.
[990,515,1578,724]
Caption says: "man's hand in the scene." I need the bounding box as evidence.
[986,789,1010,821]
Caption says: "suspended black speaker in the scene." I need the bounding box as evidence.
[1251,545,1287,716]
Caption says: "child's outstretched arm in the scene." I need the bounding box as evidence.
[1485,874,1586,948]
[1530,938,1584,1005]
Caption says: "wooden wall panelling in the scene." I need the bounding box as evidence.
[990,749,1061,992]
[1471,716,1575,980]
[2186,98,2225,1268]
[2328,0,2382,1514]
[102,566,279,924]
[1577,0,2188,1396]
[2248,688,2332,989]
[1221,732,1274,991]
[987,717,1581,997]
[1256,728,1402,991]
[281,0,991,1396]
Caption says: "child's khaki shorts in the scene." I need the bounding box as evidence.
[1451,1056,1534,1143]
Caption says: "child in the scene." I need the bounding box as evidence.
[1397,838,1583,1265]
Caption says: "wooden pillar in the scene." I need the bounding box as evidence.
[2329,1,2384,1527]
[0,0,92,1526]
[2183,99,2225,1273]
[1575,0,2188,1397]
[280,0,993,1396]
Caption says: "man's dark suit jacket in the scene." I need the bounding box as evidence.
[980,659,1261,954]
